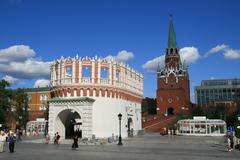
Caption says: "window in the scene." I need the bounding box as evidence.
[160,97,163,102]
[44,95,48,101]
[116,70,120,81]
[28,95,32,102]
[176,96,180,101]
[40,95,43,101]
[82,66,90,78]
[101,67,108,78]
[40,106,47,111]
[66,66,72,77]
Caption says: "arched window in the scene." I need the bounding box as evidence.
[67,88,71,97]
[93,88,96,97]
[80,88,83,97]
[87,88,90,97]
[74,88,77,97]
[105,89,108,97]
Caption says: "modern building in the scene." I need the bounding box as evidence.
[48,56,143,139]
[177,116,226,136]
[195,79,240,107]
[156,16,190,116]
[24,87,50,121]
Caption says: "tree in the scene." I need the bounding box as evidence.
[14,88,29,129]
[141,97,157,115]
[191,106,204,116]
[0,80,11,127]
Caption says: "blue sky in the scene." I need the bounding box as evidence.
[0,0,240,102]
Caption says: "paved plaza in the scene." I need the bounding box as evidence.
[0,134,239,160]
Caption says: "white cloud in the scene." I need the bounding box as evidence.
[115,50,134,61]
[0,45,51,79]
[0,45,35,62]
[3,75,18,84]
[105,50,134,62]
[142,46,200,72]
[223,49,240,59]
[34,79,50,88]
[142,55,165,72]
[204,44,228,57]
[179,47,200,64]
[205,44,240,60]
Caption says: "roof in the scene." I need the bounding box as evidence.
[168,15,177,49]
[24,87,50,93]
[48,97,95,103]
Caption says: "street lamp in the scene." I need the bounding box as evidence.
[117,113,123,145]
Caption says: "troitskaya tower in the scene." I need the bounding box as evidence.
[156,16,190,116]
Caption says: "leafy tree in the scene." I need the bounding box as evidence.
[142,97,156,115]
[191,106,204,116]
[14,88,29,129]
[0,80,11,127]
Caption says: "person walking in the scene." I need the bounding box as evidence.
[45,133,50,144]
[230,136,234,151]
[227,136,231,151]
[0,131,6,153]
[8,132,16,153]
[54,132,60,145]
[72,135,78,150]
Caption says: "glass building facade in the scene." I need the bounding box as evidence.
[195,79,240,106]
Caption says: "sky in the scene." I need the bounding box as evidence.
[0,0,240,102]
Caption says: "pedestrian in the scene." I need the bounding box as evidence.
[53,133,57,144]
[0,131,6,153]
[45,133,50,144]
[72,135,78,150]
[8,132,16,153]
[54,132,60,145]
[230,136,234,151]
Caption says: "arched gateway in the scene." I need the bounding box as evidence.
[48,97,95,139]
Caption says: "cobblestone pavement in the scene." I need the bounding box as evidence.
[0,134,239,160]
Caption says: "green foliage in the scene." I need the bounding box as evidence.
[141,97,156,115]
[191,103,239,128]
[14,88,29,129]
[191,106,204,116]
[0,80,11,126]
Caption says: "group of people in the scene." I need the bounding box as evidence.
[51,131,79,150]
[0,130,18,153]
[53,132,61,145]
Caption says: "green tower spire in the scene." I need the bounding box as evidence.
[168,15,177,48]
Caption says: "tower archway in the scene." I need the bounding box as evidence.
[56,109,82,139]
[127,117,133,137]
[167,107,174,116]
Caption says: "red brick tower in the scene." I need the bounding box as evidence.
[156,16,190,116]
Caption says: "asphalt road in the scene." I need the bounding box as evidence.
[0,134,239,160]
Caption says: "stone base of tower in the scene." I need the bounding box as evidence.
[48,97,142,140]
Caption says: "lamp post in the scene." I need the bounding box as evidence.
[117,113,123,145]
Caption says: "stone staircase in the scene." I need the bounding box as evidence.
[142,115,177,133]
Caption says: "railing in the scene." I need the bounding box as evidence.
[100,78,109,84]
[81,77,91,83]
